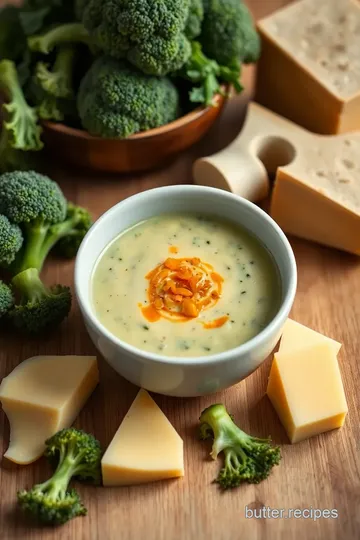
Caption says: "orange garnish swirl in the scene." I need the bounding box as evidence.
[142,257,224,322]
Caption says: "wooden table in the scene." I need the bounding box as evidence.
[1,1,359,539]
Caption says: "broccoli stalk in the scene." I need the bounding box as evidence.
[9,268,72,334]
[200,404,281,488]
[18,428,102,525]
[179,42,243,106]
[0,280,14,318]
[0,60,43,172]
[36,46,76,99]
[28,23,91,54]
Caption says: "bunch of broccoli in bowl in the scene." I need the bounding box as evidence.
[0,169,92,335]
[0,0,261,171]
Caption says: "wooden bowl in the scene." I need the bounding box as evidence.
[41,94,227,174]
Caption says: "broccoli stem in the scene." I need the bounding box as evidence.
[36,46,76,99]
[28,23,91,55]
[0,60,43,151]
[12,268,49,303]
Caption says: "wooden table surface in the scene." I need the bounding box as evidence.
[1,1,359,539]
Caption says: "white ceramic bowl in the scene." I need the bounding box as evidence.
[75,185,297,397]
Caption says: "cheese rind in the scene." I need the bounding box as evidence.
[256,0,360,134]
[0,355,99,464]
[102,389,184,486]
[279,319,341,355]
[267,343,348,443]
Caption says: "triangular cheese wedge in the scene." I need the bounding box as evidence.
[279,319,341,355]
[101,389,184,486]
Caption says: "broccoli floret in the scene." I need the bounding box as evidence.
[0,214,23,266]
[36,46,75,99]
[81,0,192,76]
[200,404,281,488]
[9,268,71,334]
[18,428,102,525]
[0,280,14,318]
[53,203,92,259]
[178,41,242,106]
[0,170,67,273]
[28,23,91,55]
[0,60,43,173]
[200,0,261,68]
[77,56,179,138]
[185,0,204,40]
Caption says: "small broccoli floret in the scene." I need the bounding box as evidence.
[0,170,67,273]
[77,56,179,138]
[18,428,102,525]
[178,41,242,106]
[200,0,261,68]
[28,22,91,55]
[0,214,23,267]
[185,0,204,40]
[0,280,14,318]
[0,60,43,173]
[36,46,76,99]
[200,404,281,488]
[81,0,191,76]
[53,203,92,259]
[9,268,71,334]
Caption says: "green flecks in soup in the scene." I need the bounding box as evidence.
[91,214,281,357]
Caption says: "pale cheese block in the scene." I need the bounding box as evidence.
[267,343,348,443]
[102,389,184,486]
[279,319,341,356]
[0,355,99,464]
[256,0,360,134]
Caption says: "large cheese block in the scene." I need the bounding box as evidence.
[256,0,360,134]
[102,389,184,486]
[0,355,99,464]
[267,343,348,443]
[279,319,341,356]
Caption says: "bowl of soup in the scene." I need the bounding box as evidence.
[75,185,297,397]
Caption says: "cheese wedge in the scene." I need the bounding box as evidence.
[256,0,360,134]
[279,319,341,355]
[102,389,184,486]
[267,343,348,443]
[0,355,99,464]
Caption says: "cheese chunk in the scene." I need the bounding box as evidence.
[280,319,341,355]
[267,344,348,443]
[0,355,98,464]
[256,0,360,134]
[102,389,184,486]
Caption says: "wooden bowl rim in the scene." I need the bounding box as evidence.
[42,93,226,141]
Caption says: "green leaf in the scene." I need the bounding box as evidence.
[18,7,51,36]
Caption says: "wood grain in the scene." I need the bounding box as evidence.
[1,1,359,539]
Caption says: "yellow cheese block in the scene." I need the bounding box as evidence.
[0,355,98,464]
[279,319,341,355]
[102,389,184,486]
[267,343,348,443]
[256,0,360,134]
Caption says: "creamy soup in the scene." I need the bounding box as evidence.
[91,214,281,357]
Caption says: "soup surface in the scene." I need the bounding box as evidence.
[92,214,281,357]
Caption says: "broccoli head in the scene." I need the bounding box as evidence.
[200,0,261,68]
[185,0,204,40]
[81,0,192,76]
[77,56,179,138]
[0,214,23,266]
[0,60,43,173]
[200,404,281,488]
[9,268,71,334]
[0,170,67,273]
[18,428,102,525]
[0,280,14,318]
